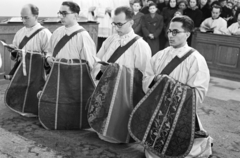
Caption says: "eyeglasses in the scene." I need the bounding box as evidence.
[21,16,30,20]
[57,11,75,17]
[111,21,130,28]
[167,29,186,36]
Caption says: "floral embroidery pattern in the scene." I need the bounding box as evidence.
[129,76,196,157]
[88,65,119,134]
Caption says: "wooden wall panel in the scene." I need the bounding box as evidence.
[195,43,215,64]
[217,46,239,68]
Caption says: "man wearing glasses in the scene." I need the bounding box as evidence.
[38,1,97,130]
[143,15,213,158]
[46,1,96,67]
[90,6,152,143]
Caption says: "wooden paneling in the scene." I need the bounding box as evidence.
[0,22,98,79]
[195,43,215,64]
[217,46,239,68]
[191,31,240,81]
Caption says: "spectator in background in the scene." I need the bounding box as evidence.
[209,0,220,7]
[227,1,234,9]
[162,0,178,28]
[132,0,144,36]
[183,0,202,45]
[157,0,167,13]
[177,0,188,14]
[233,0,238,6]
[200,5,227,34]
[75,0,96,21]
[142,3,164,55]
[141,0,161,14]
[160,0,178,49]
[184,0,203,28]
[141,0,154,14]
[219,0,233,24]
[223,11,240,35]
[95,0,114,51]
[200,0,211,22]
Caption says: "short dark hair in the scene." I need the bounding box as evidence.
[227,1,234,6]
[188,0,199,7]
[178,0,188,7]
[212,4,222,12]
[133,0,143,6]
[114,6,134,20]
[149,2,157,8]
[171,15,194,32]
[27,4,39,16]
[62,1,80,14]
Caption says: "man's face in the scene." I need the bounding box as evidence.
[227,2,233,9]
[170,0,177,8]
[200,0,208,6]
[233,0,238,5]
[58,5,76,27]
[168,22,189,48]
[149,5,157,14]
[220,1,227,7]
[189,0,197,8]
[133,3,141,12]
[112,12,132,36]
[211,8,221,19]
[179,2,187,10]
[21,7,37,28]
[147,1,154,6]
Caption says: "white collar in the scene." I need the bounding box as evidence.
[117,29,136,46]
[65,23,82,35]
[169,43,191,58]
[25,23,42,36]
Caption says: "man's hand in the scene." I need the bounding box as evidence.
[7,44,17,52]
[100,64,107,72]
[46,56,55,67]
[154,74,161,82]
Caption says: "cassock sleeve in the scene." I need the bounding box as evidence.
[186,53,210,104]
[46,35,55,57]
[142,50,164,93]
[12,31,20,48]
[199,19,208,32]
[134,39,152,92]
[39,29,52,55]
[78,31,98,70]
[91,36,113,81]
[11,32,20,60]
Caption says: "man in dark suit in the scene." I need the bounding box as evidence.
[132,1,145,36]
[142,3,164,55]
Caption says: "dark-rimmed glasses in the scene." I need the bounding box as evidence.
[111,21,130,28]
[167,29,186,36]
[57,11,75,17]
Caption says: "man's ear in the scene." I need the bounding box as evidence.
[186,32,191,39]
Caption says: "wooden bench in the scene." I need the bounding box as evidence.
[191,31,240,81]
